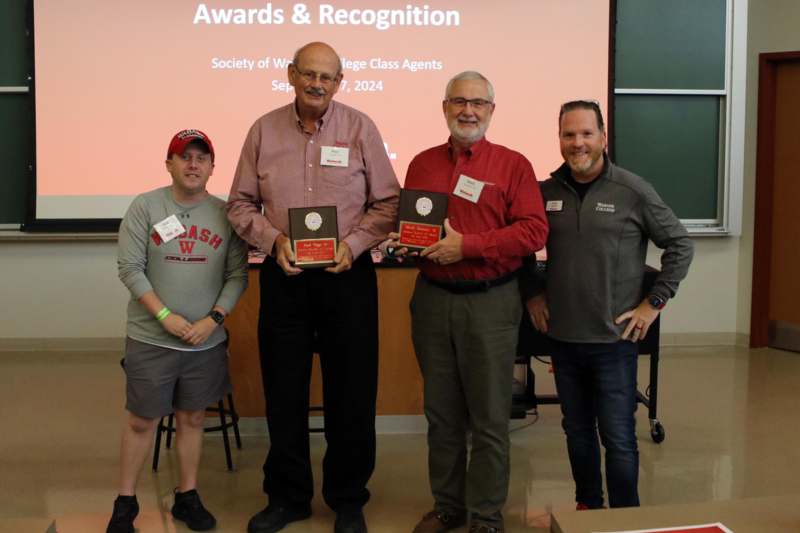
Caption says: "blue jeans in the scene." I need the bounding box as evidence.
[551,340,640,508]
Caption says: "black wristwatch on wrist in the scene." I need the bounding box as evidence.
[208,310,225,325]
[647,294,666,310]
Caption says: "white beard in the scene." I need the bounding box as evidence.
[448,118,488,145]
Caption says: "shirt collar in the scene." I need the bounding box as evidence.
[447,135,489,161]
[293,99,336,133]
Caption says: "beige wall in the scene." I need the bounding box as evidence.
[646,238,742,338]
[3,0,799,344]
[0,235,744,342]
[0,237,748,344]
[0,241,128,340]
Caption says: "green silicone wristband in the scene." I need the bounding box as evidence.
[155,307,171,321]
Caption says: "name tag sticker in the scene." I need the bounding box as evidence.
[453,174,485,203]
[320,146,349,167]
[153,214,185,243]
[546,200,563,212]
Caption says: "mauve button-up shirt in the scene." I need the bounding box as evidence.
[226,100,400,259]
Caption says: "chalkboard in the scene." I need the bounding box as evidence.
[615,0,727,90]
[613,0,728,224]
[0,1,32,226]
[0,94,33,224]
[0,1,29,86]
[614,95,720,220]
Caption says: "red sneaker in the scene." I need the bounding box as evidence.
[576,503,590,511]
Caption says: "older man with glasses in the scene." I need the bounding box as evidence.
[524,100,693,510]
[227,41,399,533]
[385,71,548,533]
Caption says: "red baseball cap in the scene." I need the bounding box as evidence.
[166,129,215,161]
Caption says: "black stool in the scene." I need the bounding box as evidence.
[152,392,242,471]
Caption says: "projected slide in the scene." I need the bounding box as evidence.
[34,1,609,221]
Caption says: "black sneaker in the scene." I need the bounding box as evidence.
[247,503,312,533]
[106,495,139,533]
[171,489,217,531]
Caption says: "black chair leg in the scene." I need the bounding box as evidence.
[152,417,165,471]
[649,347,659,421]
[152,394,241,472]
[227,393,242,449]
[165,413,175,449]
[217,399,234,471]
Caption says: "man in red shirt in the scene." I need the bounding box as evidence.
[386,71,547,533]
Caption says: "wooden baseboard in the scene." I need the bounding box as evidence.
[0,337,123,352]
[229,415,428,436]
[0,332,750,353]
[659,332,749,347]
[768,320,800,352]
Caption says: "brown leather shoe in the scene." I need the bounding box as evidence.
[412,510,466,533]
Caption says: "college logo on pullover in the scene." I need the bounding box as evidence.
[150,224,224,264]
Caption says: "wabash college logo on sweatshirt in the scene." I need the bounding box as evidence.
[150,224,224,264]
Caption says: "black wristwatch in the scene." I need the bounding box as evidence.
[208,310,225,325]
[647,294,666,310]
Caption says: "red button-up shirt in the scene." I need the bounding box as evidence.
[405,137,548,281]
[226,100,400,259]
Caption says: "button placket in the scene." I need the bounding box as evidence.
[305,136,316,204]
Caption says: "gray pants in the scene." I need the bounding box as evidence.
[410,275,521,524]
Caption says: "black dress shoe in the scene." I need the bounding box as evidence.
[334,509,367,533]
[247,503,312,533]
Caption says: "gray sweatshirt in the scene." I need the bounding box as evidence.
[118,187,248,350]
[530,158,694,343]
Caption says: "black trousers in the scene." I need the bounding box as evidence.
[258,253,378,511]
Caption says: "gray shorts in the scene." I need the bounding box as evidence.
[122,337,232,419]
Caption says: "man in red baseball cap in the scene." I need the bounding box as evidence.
[166,129,215,161]
[107,129,248,533]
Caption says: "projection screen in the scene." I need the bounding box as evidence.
[33,1,610,224]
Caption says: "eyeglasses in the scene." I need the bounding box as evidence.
[445,97,494,110]
[292,66,339,86]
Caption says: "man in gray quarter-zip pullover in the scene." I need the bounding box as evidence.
[524,100,693,510]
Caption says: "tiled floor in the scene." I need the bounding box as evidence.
[1,345,799,532]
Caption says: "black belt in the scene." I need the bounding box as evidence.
[421,271,517,294]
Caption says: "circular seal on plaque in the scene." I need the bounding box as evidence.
[416,197,433,217]
[305,211,323,231]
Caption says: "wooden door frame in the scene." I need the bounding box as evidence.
[750,51,800,347]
